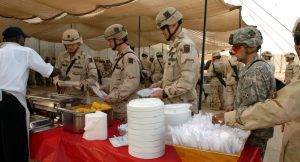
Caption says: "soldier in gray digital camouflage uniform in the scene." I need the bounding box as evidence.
[229,27,276,158]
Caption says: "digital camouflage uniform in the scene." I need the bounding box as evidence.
[234,57,275,157]
[104,24,140,122]
[208,55,226,110]
[229,27,276,158]
[225,17,300,162]
[225,80,300,162]
[225,56,244,108]
[155,7,200,114]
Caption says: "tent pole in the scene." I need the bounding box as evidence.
[239,6,242,28]
[138,16,141,59]
[199,0,208,111]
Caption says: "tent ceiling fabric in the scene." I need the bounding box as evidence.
[0,0,246,51]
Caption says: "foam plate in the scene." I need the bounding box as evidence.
[129,147,165,159]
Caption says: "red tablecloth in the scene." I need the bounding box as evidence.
[30,122,261,162]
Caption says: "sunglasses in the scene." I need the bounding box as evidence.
[231,45,244,54]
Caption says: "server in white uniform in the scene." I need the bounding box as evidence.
[0,27,61,162]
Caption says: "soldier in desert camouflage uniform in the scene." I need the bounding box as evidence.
[103,24,140,122]
[284,52,299,84]
[151,52,165,83]
[56,29,98,98]
[225,52,244,111]
[261,51,275,74]
[150,7,200,114]
[207,51,226,111]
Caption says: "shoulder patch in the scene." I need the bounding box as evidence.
[183,44,190,53]
[128,58,134,64]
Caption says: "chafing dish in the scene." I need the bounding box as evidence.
[27,93,85,119]
[58,104,113,133]
[29,115,54,133]
[58,108,87,133]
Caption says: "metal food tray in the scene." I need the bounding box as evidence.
[27,93,85,114]
[58,107,92,133]
[29,115,54,133]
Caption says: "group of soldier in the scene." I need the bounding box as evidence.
[140,51,165,87]
[211,18,300,162]
[0,3,299,161]
[207,42,299,114]
[12,5,298,162]
[50,7,199,122]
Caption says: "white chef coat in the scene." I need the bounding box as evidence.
[0,42,53,131]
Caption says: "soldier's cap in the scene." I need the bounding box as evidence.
[2,27,30,39]
[62,29,83,45]
[212,51,221,57]
[104,24,128,40]
[284,52,295,58]
[229,27,263,47]
[262,51,272,57]
[156,7,183,29]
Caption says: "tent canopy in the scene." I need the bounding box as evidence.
[0,0,247,51]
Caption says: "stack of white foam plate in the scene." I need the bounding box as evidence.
[127,98,165,159]
[164,104,192,126]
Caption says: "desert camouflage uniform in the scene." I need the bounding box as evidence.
[157,29,200,114]
[285,60,299,84]
[225,57,244,108]
[108,46,140,121]
[151,57,165,83]
[208,58,226,110]
[56,48,98,97]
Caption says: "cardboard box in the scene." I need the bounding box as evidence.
[173,145,240,162]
